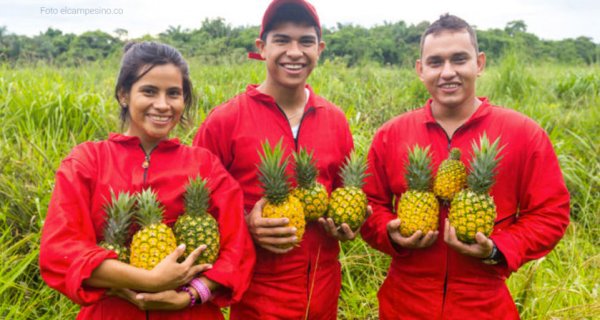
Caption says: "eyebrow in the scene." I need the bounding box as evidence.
[138,84,182,91]
[271,33,317,41]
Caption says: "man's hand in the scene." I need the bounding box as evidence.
[443,218,494,258]
[246,198,298,254]
[387,218,438,249]
[108,288,190,311]
[318,205,373,241]
[148,244,212,292]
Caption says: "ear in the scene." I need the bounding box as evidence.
[415,59,424,82]
[117,89,129,107]
[255,38,266,60]
[317,40,326,57]
[476,51,486,76]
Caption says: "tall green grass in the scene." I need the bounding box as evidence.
[1,58,598,319]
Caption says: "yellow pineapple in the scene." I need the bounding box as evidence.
[327,151,368,231]
[99,190,135,262]
[292,148,329,222]
[130,188,177,270]
[433,148,467,201]
[258,140,305,249]
[449,134,503,243]
[398,145,439,237]
[174,176,220,265]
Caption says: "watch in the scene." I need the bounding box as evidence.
[482,242,503,265]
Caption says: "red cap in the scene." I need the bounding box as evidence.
[249,0,321,60]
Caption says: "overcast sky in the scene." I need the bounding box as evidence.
[1,0,598,42]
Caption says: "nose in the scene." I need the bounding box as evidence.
[441,61,456,78]
[286,41,303,59]
[153,93,169,110]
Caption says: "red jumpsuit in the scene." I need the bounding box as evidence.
[361,98,570,319]
[40,133,255,320]
[193,85,354,319]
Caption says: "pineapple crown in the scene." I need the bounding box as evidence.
[449,148,462,161]
[467,133,504,194]
[102,189,135,245]
[405,145,433,191]
[293,148,318,189]
[258,139,292,205]
[340,150,368,189]
[184,176,211,216]
[135,188,165,227]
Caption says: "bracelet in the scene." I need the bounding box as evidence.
[190,278,212,304]
[179,286,196,307]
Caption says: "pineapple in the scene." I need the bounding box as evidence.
[449,134,503,243]
[433,148,467,201]
[398,145,439,237]
[327,151,368,231]
[99,190,135,262]
[258,140,305,248]
[292,148,329,222]
[130,188,177,270]
[174,176,220,265]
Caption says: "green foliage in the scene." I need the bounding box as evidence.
[0,59,598,319]
[1,18,598,66]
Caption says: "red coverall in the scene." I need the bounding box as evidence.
[361,98,570,319]
[40,133,255,320]
[193,85,354,319]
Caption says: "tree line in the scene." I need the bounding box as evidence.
[1,18,598,66]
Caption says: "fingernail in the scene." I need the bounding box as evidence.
[200,245,207,250]
[207,264,213,268]
[292,236,297,241]
[178,244,186,250]
[291,228,297,232]
[136,294,144,300]
[284,218,289,223]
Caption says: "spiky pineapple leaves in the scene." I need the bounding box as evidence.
[292,148,329,221]
[398,145,439,236]
[174,176,220,265]
[258,139,305,248]
[328,150,369,231]
[99,189,135,262]
[449,133,504,243]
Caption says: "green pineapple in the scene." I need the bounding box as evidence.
[327,151,368,231]
[174,176,220,265]
[130,188,177,270]
[398,145,439,237]
[449,134,503,243]
[259,140,305,249]
[99,190,135,262]
[433,148,467,201]
[292,148,329,222]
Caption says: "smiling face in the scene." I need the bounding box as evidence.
[120,63,184,150]
[416,29,486,113]
[256,21,325,92]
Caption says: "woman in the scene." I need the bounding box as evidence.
[40,42,255,320]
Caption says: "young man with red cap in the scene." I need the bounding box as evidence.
[360,14,570,319]
[193,0,359,319]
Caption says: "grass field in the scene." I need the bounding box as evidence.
[0,56,598,319]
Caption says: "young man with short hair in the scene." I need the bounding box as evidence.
[194,1,358,318]
[361,14,570,319]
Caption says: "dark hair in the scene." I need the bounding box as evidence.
[419,14,479,56]
[261,3,321,41]
[114,41,194,127]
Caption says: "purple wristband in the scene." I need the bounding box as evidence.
[179,286,196,307]
[190,278,212,304]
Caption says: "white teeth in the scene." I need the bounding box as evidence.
[284,64,303,70]
[149,115,171,122]
[441,83,459,88]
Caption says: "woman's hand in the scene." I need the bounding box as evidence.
[108,288,191,311]
[147,244,213,292]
